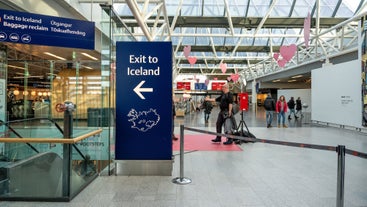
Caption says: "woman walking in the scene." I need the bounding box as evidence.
[276,95,288,128]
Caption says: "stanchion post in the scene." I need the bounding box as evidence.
[172,124,192,185]
[336,145,345,207]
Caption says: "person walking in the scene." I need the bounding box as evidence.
[205,83,235,145]
[263,93,276,128]
[295,97,302,118]
[276,95,288,128]
[287,97,297,120]
[202,95,213,124]
[172,99,178,141]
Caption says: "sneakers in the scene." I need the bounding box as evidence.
[283,124,288,128]
[211,137,221,143]
[223,139,233,145]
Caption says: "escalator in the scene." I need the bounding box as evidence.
[0,118,99,201]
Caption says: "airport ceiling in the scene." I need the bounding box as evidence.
[1,0,366,87]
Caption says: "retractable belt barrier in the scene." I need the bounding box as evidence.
[173,125,367,207]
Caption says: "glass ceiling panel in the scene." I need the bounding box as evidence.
[291,0,314,17]
[113,4,131,15]
[248,0,271,16]
[271,0,292,17]
[182,3,201,16]
[336,1,358,17]
[228,2,248,17]
[203,0,225,16]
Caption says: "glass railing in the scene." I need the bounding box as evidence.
[0,118,102,201]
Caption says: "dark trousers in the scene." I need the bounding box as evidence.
[215,111,226,140]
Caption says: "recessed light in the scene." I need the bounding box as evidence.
[44,52,66,60]
[291,75,303,78]
[81,53,98,60]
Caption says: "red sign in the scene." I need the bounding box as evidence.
[238,93,249,111]
[211,82,226,90]
[177,82,191,90]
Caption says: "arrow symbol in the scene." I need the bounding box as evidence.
[133,80,153,99]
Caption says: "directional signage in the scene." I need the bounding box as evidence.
[115,41,172,160]
[0,9,94,49]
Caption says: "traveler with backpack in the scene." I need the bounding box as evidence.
[263,93,276,128]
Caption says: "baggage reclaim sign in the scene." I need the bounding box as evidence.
[115,42,172,160]
[0,9,94,49]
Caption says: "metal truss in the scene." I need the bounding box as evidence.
[81,0,366,81]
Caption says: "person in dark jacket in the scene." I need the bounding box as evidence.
[295,97,303,118]
[263,93,276,128]
[205,84,235,145]
[172,100,178,141]
[202,95,213,124]
[287,97,297,120]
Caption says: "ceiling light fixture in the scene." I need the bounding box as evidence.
[44,52,67,60]
[272,79,281,82]
[81,52,98,60]
[8,64,26,70]
[83,66,93,70]
[288,80,297,82]
[291,75,303,78]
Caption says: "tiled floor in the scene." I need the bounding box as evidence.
[1,107,367,207]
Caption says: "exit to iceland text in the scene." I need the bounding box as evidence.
[127,54,160,76]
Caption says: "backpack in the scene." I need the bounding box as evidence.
[264,98,273,110]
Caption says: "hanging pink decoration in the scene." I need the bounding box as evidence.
[304,12,311,48]
[273,53,279,60]
[277,59,287,67]
[183,45,191,58]
[279,44,297,62]
[230,74,240,82]
[188,56,197,65]
[227,76,232,81]
[214,77,218,80]
[205,79,209,86]
[220,63,227,73]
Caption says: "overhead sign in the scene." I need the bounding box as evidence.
[115,41,172,160]
[0,9,94,49]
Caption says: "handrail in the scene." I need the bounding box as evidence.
[0,129,103,144]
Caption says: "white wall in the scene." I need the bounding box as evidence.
[277,89,312,112]
[311,60,362,127]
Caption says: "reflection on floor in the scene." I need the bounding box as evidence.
[2,106,367,207]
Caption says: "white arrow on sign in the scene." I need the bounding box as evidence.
[133,80,153,99]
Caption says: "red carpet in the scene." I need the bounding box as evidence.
[172,134,242,151]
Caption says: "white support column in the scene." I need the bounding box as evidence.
[252,80,257,111]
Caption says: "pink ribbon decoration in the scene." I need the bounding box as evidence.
[183,45,191,58]
[220,63,227,73]
[205,79,209,86]
[304,12,311,48]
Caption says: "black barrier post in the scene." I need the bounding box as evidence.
[336,145,345,207]
[62,101,75,197]
[172,125,192,185]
